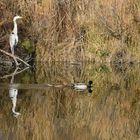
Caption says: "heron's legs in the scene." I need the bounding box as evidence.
[10,46,14,55]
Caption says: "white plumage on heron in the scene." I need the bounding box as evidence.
[9,16,22,55]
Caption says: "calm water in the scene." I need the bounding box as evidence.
[0,62,140,140]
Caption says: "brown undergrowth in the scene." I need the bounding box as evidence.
[0,0,140,62]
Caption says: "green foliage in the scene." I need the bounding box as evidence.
[95,65,110,73]
[21,72,32,83]
[21,38,34,53]
[97,49,110,57]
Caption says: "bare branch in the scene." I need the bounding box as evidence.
[0,49,31,67]
[0,67,29,79]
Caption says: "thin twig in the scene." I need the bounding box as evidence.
[0,67,29,79]
[0,49,31,67]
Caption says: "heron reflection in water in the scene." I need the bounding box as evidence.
[9,87,20,117]
[9,67,21,118]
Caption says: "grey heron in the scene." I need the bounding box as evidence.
[9,16,22,55]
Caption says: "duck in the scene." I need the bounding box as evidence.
[72,80,93,92]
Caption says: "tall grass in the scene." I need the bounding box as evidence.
[0,0,140,62]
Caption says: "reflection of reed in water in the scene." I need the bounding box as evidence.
[0,64,140,140]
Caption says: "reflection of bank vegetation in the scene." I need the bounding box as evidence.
[0,63,139,139]
[0,0,140,63]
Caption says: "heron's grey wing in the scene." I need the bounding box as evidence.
[9,33,16,48]
[15,35,18,45]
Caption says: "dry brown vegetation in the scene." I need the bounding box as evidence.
[0,0,140,62]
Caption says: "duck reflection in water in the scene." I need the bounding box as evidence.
[72,80,93,93]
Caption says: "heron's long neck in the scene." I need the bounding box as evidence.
[13,20,18,34]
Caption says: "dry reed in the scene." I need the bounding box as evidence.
[0,0,140,62]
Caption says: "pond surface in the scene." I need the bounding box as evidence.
[0,62,140,140]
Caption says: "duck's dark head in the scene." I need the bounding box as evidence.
[88,80,93,86]
[88,88,93,93]
[87,81,93,93]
